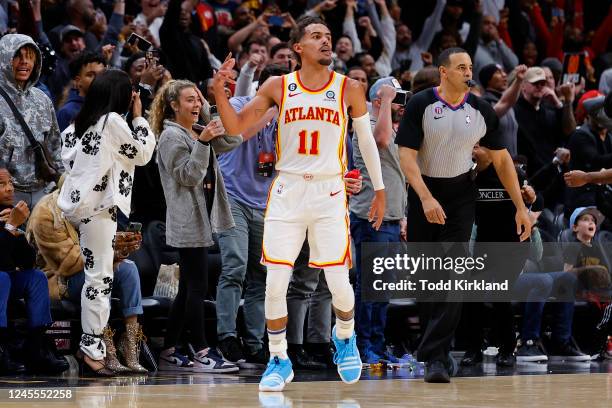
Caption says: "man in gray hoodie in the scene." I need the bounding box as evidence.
[0,34,63,209]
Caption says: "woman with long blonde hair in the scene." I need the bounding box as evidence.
[151,80,242,372]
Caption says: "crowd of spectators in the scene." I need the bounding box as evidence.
[1,0,612,376]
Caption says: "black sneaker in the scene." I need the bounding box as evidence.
[548,341,590,362]
[460,349,483,366]
[246,348,269,365]
[288,345,327,370]
[307,342,335,369]
[218,337,246,364]
[424,360,450,383]
[0,345,25,375]
[496,352,516,367]
[516,339,547,362]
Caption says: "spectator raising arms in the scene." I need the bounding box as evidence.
[160,0,214,90]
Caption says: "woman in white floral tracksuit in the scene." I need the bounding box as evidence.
[58,69,156,375]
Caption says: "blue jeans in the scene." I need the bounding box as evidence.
[66,260,143,317]
[350,213,400,356]
[215,197,266,352]
[514,271,577,344]
[0,269,52,328]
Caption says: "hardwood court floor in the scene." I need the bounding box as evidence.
[0,361,611,407]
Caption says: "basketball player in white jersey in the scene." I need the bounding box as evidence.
[212,16,386,391]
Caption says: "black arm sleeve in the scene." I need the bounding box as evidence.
[476,96,504,150]
[395,89,431,150]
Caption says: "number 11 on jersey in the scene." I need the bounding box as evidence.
[298,130,320,155]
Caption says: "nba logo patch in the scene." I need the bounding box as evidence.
[465,115,471,125]
[288,83,297,92]
[433,106,444,119]
[276,183,284,195]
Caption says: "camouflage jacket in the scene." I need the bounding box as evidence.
[0,34,63,192]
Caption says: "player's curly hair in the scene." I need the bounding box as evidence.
[289,15,328,66]
[148,80,210,138]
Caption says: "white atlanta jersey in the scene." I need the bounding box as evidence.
[276,70,348,176]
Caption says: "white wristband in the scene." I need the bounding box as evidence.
[4,223,16,232]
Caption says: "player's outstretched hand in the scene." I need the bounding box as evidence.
[368,189,386,230]
[212,53,236,95]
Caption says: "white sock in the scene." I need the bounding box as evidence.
[268,327,288,359]
[335,315,355,340]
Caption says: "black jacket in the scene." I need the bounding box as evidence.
[565,124,612,215]
[0,205,36,272]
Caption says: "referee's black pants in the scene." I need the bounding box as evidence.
[407,172,476,365]
[461,201,529,355]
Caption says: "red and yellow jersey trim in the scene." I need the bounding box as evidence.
[295,70,336,94]
[308,213,352,269]
[261,248,295,268]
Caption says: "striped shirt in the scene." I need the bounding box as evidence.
[396,87,503,178]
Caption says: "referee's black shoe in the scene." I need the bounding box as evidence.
[424,360,450,383]
[460,349,483,366]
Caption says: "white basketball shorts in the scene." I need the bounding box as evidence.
[261,172,351,268]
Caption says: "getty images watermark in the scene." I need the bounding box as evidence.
[371,252,501,292]
[360,243,612,302]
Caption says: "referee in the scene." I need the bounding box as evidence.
[396,47,531,383]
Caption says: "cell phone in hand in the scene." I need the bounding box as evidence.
[268,15,284,27]
[392,90,411,106]
[126,33,152,52]
[145,50,160,66]
[126,222,142,233]
[192,123,205,132]
[209,105,220,120]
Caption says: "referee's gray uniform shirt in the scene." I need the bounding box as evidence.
[396,87,504,176]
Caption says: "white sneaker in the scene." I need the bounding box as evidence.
[192,348,239,373]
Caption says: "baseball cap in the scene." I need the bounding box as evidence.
[368,77,401,102]
[60,25,84,43]
[575,90,604,123]
[569,206,604,229]
[478,63,502,88]
[524,67,546,83]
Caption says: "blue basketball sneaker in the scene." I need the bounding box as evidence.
[332,326,362,384]
[259,356,294,392]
